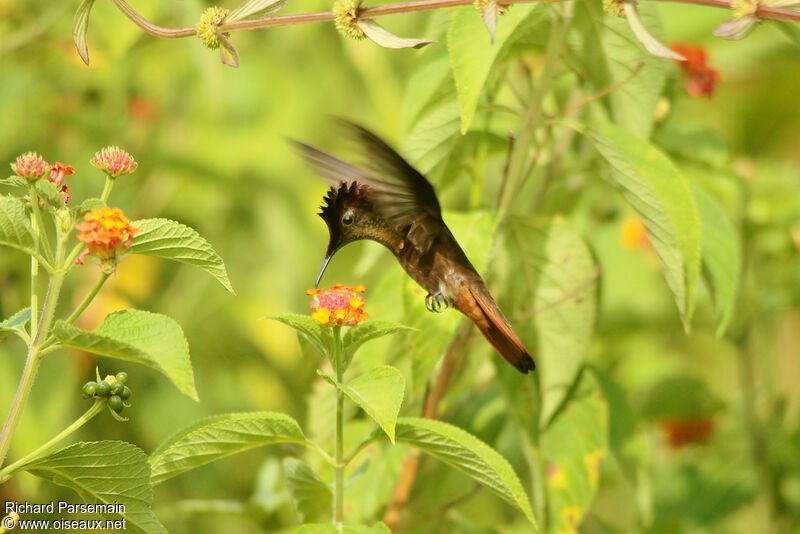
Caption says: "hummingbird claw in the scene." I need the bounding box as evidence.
[425,292,448,313]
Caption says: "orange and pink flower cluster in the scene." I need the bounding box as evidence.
[307,283,368,327]
[75,207,139,263]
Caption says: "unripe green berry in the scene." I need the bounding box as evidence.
[108,395,124,412]
[94,381,111,397]
[115,371,128,383]
[120,386,132,401]
[82,382,98,397]
[110,381,125,396]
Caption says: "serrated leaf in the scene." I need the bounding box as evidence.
[691,184,740,336]
[73,198,105,219]
[127,218,234,293]
[342,321,413,368]
[18,441,167,534]
[296,524,391,534]
[623,2,685,60]
[283,457,332,522]
[149,412,307,484]
[72,0,96,65]
[503,217,598,426]
[591,124,701,329]
[0,176,26,187]
[541,371,608,534]
[34,179,66,207]
[227,0,285,22]
[53,309,198,401]
[0,307,30,341]
[358,19,435,49]
[448,4,540,132]
[402,100,462,175]
[0,195,36,257]
[395,417,536,526]
[271,313,335,363]
[322,366,405,442]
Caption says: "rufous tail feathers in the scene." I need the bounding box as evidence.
[464,287,535,374]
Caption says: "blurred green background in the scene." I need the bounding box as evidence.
[1,0,799,532]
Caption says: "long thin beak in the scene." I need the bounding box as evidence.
[315,255,333,288]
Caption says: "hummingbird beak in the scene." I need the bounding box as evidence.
[315,254,333,288]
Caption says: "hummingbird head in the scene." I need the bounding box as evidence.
[315,181,387,287]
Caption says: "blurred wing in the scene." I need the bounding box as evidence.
[292,122,443,253]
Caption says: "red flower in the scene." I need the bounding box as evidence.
[50,162,75,204]
[661,417,714,448]
[671,44,720,98]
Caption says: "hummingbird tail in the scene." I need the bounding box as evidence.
[465,287,536,374]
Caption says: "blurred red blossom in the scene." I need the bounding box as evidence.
[671,44,720,98]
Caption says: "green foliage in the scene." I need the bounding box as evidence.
[342,321,414,369]
[0,307,30,342]
[71,0,96,64]
[53,310,198,401]
[320,365,405,442]
[295,524,391,534]
[283,457,332,523]
[127,218,234,294]
[18,441,167,534]
[149,412,307,484]
[395,417,537,526]
[0,195,36,258]
[591,123,701,329]
[271,313,335,362]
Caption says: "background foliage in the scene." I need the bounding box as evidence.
[1,0,799,532]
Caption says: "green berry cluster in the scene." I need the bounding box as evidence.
[82,372,132,415]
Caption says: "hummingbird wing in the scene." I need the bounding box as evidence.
[292,121,444,254]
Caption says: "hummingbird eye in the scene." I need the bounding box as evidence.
[342,213,355,226]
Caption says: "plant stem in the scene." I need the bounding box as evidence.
[332,326,345,527]
[0,400,104,483]
[29,186,40,336]
[64,272,110,325]
[100,176,115,203]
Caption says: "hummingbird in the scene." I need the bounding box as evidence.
[293,121,535,373]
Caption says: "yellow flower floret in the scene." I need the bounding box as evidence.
[308,283,368,327]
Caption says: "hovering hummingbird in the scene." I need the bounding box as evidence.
[293,121,535,373]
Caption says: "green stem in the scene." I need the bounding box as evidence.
[332,325,345,527]
[0,400,104,483]
[64,272,110,325]
[100,175,115,203]
[29,186,40,335]
[0,271,66,468]
[497,4,572,220]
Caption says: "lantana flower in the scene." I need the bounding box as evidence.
[11,152,49,181]
[307,283,368,326]
[91,146,137,178]
[620,217,651,250]
[670,44,720,98]
[50,162,75,204]
[661,416,714,448]
[75,207,139,269]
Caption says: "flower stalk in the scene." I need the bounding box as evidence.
[333,325,345,526]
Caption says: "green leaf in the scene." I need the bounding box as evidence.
[640,376,723,420]
[18,441,167,534]
[227,0,285,22]
[342,321,413,368]
[691,184,740,336]
[0,307,30,341]
[0,176,26,188]
[402,100,462,175]
[0,195,36,257]
[395,417,536,526]
[127,218,234,294]
[283,457,332,523]
[34,179,66,207]
[448,4,540,132]
[322,366,405,442]
[296,524,391,534]
[271,313,334,362]
[503,217,598,426]
[52,310,198,401]
[591,123,701,329]
[358,20,435,49]
[218,31,240,68]
[72,0,96,65]
[149,412,307,484]
[541,371,608,534]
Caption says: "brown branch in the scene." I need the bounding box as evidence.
[108,0,800,42]
[383,321,473,531]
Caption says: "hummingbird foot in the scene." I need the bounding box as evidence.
[425,292,449,313]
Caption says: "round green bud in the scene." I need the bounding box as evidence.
[108,395,124,412]
[82,382,98,397]
[115,371,128,383]
[120,386,132,401]
[110,381,125,396]
[94,381,111,397]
